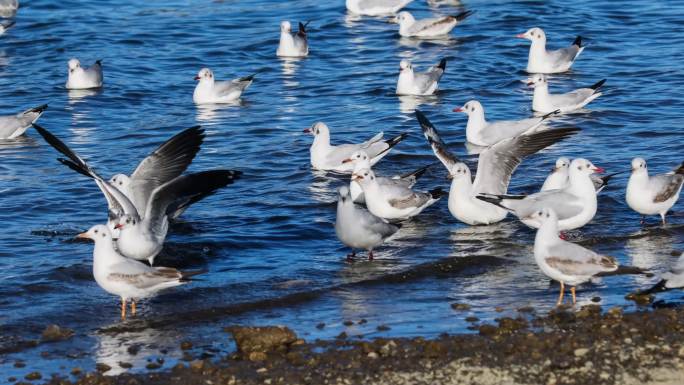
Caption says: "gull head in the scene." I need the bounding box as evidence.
[109,173,131,189]
[76,224,112,242]
[453,100,483,116]
[303,121,328,136]
[448,162,471,181]
[553,157,571,172]
[526,74,547,88]
[114,214,139,232]
[392,11,415,25]
[280,21,291,32]
[338,185,351,203]
[352,168,375,185]
[194,67,214,83]
[631,157,647,173]
[68,58,81,73]
[526,207,557,223]
[341,150,370,167]
[570,158,604,176]
[517,27,545,43]
[399,59,412,73]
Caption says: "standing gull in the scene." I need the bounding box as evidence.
[416,110,579,225]
[305,121,407,173]
[193,68,254,104]
[66,59,103,90]
[541,156,620,193]
[277,21,309,58]
[626,158,684,225]
[529,74,605,114]
[517,27,584,74]
[396,58,446,96]
[391,10,472,38]
[335,186,400,261]
[346,0,413,16]
[0,104,47,140]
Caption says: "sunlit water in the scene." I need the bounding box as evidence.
[1,0,683,380]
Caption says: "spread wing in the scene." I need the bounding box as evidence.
[416,110,460,172]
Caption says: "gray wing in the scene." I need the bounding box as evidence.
[84,61,103,84]
[128,126,205,213]
[546,242,617,276]
[356,0,410,11]
[215,75,254,96]
[652,173,684,203]
[416,110,460,172]
[508,191,584,219]
[0,104,47,139]
[108,263,183,290]
[472,128,579,195]
[547,45,581,67]
[386,185,430,209]
[548,88,595,107]
[357,207,399,239]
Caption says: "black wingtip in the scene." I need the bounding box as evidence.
[239,74,256,82]
[95,59,103,66]
[57,158,94,179]
[29,104,48,114]
[415,109,432,132]
[541,109,561,120]
[401,163,432,180]
[675,162,684,175]
[590,79,606,91]
[385,132,408,149]
[638,279,669,295]
[475,194,506,209]
[180,269,208,282]
[437,58,447,71]
[572,35,582,48]
[599,171,625,185]
[454,10,474,22]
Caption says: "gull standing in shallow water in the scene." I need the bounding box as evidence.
[454,100,558,146]
[77,224,204,319]
[305,122,407,173]
[335,186,400,261]
[65,59,103,90]
[626,158,684,225]
[391,10,473,38]
[517,27,584,74]
[416,110,579,225]
[193,68,254,104]
[396,58,446,96]
[276,21,309,57]
[528,74,605,114]
[346,0,413,16]
[0,104,47,139]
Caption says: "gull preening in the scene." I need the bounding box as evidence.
[541,156,620,193]
[193,68,254,104]
[478,158,603,231]
[391,10,473,38]
[65,58,103,90]
[277,21,309,58]
[454,100,557,147]
[517,27,584,74]
[346,0,413,16]
[335,186,400,261]
[626,158,684,225]
[528,74,605,114]
[77,224,204,319]
[416,110,579,225]
[0,104,47,140]
[305,121,407,173]
[396,58,446,96]
[353,167,444,221]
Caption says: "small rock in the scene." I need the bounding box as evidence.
[315,323,325,329]
[41,324,74,342]
[13,361,25,368]
[189,360,205,371]
[451,303,470,311]
[336,331,347,339]
[118,362,132,369]
[478,324,498,337]
[256,367,267,374]
[24,372,42,381]
[367,352,379,359]
[343,320,354,326]
[127,344,141,355]
[465,316,479,323]
[358,319,367,324]
[145,362,161,370]
[95,363,111,373]
[377,325,390,331]
[424,341,446,358]
[180,341,193,350]
[248,352,267,361]
[70,367,82,376]
[591,296,601,303]
[677,346,684,358]
[574,348,589,357]
[226,326,297,357]
[7,377,15,383]
[495,306,505,312]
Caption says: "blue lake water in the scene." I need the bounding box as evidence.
[1,0,684,380]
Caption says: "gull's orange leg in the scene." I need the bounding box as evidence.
[120,297,127,320]
[571,287,576,305]
[556,281,565,306]
[131,300,136,316]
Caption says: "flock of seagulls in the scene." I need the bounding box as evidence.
[1,0,682,317]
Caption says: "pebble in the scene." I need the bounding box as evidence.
[574,348,589,357]
[24,372,42,381]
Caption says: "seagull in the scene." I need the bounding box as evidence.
[342,149,431,203]
[529,207,618,306]
[626,158,684,225]
[541,156,621,193]
[346,0,413,16]
[416,110,579,225]
[353,167,444,221]
[76,224,204,319]
[0,0,17,18]
[391,10,472,38]
[65,59,103,90]
[528,74,605,114]
[305,122,407,173]
[642,253,684,293]
[34,124,205,236]
[517,27,584,74]
[478,158,603,231]
[277,21,309,58]
[0,20,15,35]
[0,104,47,140]
[32,123,241,264]
[396,58,446,96]
[193,68,254,104]
[335,186,400,261]
[454,100,558,146]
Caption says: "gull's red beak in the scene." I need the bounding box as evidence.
[593,166,605,174]
[302,127,311,133]
[194,76,201,80]
[516,33,526,38]
[341,158,352,164]
[352,174,363,181]
[527,81,534,86]
[453,107,464,113]
[114,223,124,230]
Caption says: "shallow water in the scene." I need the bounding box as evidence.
[1,0,684,380]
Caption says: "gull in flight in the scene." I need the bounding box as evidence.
[396,58,446,96]
[517,27,584,74]
[193,68,254,104]
[391,10,473,38]
[416,109,579,225]
[66,59,103,90]
[626,157,683,225]
[528,74,605,114]
[277,21,309,58]
[346,0,413,16]
[335,185,400,261]
[541,156,621,193]
[77,224,204,319]
[305,121,407,173]
[454,100,558,146]
[0,104,47,140]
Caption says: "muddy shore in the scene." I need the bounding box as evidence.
[16,302,684,385]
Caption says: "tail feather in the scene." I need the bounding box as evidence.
[598,171,624,186]
[596,265,653,277]
[400,164,432,180]
[437,58,447,71]
[454,10,474,22]
[384,132,408,149]
[541,109,561,120]
[95,59,103,66]
[239,73,256,83]
[572,35,582,47]
[590,79,606,91]
[297,21,309,37]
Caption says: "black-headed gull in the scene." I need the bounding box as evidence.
[335,185,400,261]
[626,158,684,225]
[396,58,445,96]
[416,110,579,225]
[528,74,605,113]
[305,122,407,173]
[277,21,309,58]
[541,156,620,193]
[454,100,557,146]
[391,10,472,38]
[76,224,204,319]
[0,104,47,140]
[193,68,254,104]
[353,167,445,221]
[517,27,584,74]
[343,149,430,203]
[478,158,603,231]
[66,59,103,90]
[346,0,413,16]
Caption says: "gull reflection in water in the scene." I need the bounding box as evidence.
[280,57,302,84]
[625,231,677,286]
[195,101,242,123]
[94,327,180,375]
[308,169,345,203]
[397,94,439,113]
[67,88,101,104]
